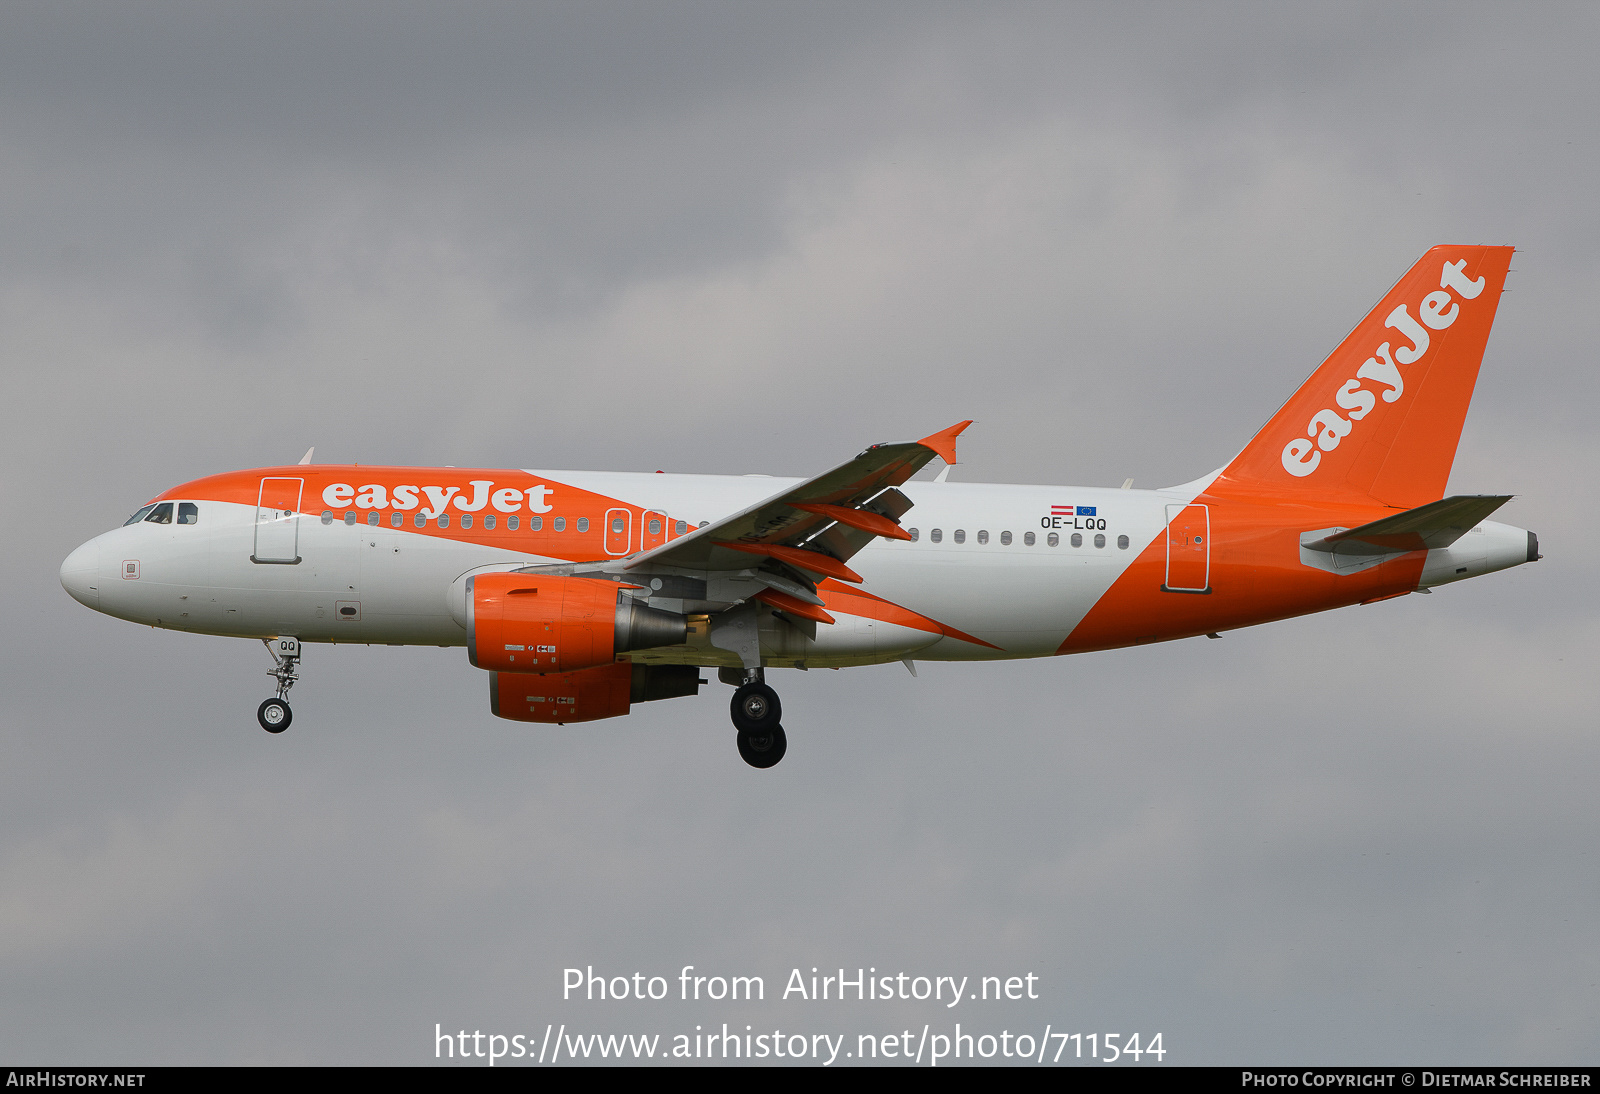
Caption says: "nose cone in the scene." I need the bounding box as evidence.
[60,538,102,609]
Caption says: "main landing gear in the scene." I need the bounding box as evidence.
[258,637,300,733]
[727,668,787,769]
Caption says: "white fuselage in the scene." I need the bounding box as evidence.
[59,469,1532,671]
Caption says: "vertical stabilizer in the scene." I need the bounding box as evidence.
[1213,245,1512,508]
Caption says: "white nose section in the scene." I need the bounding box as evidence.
[60,539,102,609]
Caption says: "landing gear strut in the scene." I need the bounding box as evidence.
[258,637,300,733]
[728,668,787,768]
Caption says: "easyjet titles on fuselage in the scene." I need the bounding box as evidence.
[320,480,555,519]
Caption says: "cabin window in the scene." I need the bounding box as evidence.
[1000,531,1012,545]
[648,519,662,536]
[977,530,989,544]
[343,511,356,525]
[612,517,625,534]
[460,515,472,529]
[437,514,450,528]
[1118,534,1129,549]
[1071,533,1082,547]
[366,512,379,527]
[908,527,919,541]
[531,516,543,531]
[124,504,157,526]
[577,517,590,533]
[676,520,688,535]
[414,513,426,528]
[484,514,496,530]
[391,513,402,527]
[1094,533,1106,548]
[144,503,174,525]
[178,502,199,525]
[554,517,566,532]
[508,515,519,530]
[953,529,966,544]
[1023,531,1035,545]
[321,511,334,525]
[1047,532,1059,547]
[930,528,942,543]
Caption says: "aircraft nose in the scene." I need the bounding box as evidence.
[60,538,102,609]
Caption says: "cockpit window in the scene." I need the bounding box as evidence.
[124,504,157,526]
[178,502,199,525]
[144,502,174,525]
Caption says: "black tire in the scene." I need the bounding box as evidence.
[257,698,292,734]
[737,725,787,769]
[730,683,781,733]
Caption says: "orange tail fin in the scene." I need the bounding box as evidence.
[1213,245,1512,508]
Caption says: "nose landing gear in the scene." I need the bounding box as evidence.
[258,637,300,734]
[728,669,787,768]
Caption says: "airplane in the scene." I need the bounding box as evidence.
[59,245,1538,768]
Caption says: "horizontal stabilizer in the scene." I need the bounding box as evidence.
[1304,495,1513,555]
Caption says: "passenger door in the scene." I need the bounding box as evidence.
[253,477,303,564]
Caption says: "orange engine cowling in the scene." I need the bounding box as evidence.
[466,571,687,674]
[490,663,704,724]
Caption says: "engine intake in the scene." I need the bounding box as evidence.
[467,572,687,673]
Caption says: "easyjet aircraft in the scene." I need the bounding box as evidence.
[61,245,1537,767]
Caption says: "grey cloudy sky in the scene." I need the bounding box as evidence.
[3,2,1597,1065]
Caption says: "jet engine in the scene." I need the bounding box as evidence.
[465,572,688,673]
[490,662,704,724]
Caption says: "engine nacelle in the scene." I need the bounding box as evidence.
[490,663,704,724]
[466,572,687,673]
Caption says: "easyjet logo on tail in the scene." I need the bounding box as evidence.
[1281,259,1486,478]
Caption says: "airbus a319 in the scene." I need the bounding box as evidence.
[60,246,1537,767]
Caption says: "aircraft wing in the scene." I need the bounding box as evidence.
[624,421,971,582]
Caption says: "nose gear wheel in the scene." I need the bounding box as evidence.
[257,697,291,733]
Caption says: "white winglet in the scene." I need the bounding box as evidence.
[298,447,315,466]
